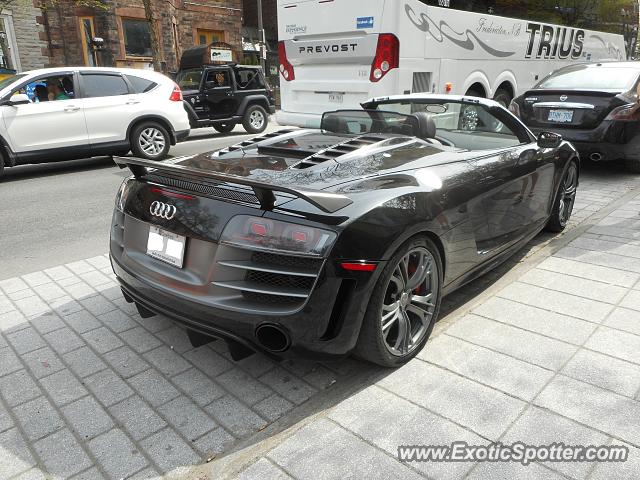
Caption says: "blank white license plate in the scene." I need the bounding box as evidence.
[328,93,344,103]
[548,109,574,123]
[146,226,186,268]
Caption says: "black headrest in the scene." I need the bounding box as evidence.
[407,112,437,139]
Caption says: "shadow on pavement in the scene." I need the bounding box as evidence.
[0,157,116,183]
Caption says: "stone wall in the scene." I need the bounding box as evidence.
[10,0,48,71]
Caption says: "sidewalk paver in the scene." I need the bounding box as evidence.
[0,167,638,479]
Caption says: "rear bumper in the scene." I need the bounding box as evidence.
[530,120,640,161]
[111,253,378,359]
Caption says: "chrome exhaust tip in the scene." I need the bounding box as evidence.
[590,152,603,162]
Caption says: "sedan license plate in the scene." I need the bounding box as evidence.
[548,109,573,123]
[146,226,186,268]
[328,93,344,103]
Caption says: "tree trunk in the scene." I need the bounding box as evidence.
[141,0,162,71]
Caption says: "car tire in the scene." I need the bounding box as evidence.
[213,123,236,134]
[545,160,579,233]
[242,105,268,134]
[625,158,640,174]
[0,153,4,180]
[493,89,512,108]
[354,235,443,368]
[465,88,484,98]
[130,122,170,160]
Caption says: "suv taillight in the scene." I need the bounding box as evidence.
[605,103,640,122]
[370,34,399,82]
[169,83,183,102]
[278,41,295,81]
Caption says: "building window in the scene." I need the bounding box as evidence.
[196,29,224,45]
[123,19,152,57]
[79,16,97,66]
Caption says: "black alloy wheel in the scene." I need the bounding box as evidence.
[355,236,443,367]
[546,161,579,232]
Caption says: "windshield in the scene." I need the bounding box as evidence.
[372,101,525,151]
[321,110,416,136]
[176,68,202,90]
[537,66,639,90]
[0,74,26,93]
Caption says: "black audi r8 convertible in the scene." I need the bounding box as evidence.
[110,94,579,367]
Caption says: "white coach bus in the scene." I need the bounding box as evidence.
[277,0,626,127]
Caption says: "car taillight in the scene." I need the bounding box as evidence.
[508,100,521,118]
[370,34,399,82]
[605,104,640,122]
[220,216,336,256]
[278,41,295,81]
[169,83,183,102]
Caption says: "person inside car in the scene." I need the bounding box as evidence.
[34,85,48,103]
[47,80,69,101]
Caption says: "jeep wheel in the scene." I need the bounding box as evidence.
[242,105,268,134]
[131,122,170,160]
[213,123,236,134]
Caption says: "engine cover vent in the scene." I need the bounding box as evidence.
[293,134,388,169]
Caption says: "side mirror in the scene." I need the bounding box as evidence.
[537,131,562,149]
[5,93,31,106]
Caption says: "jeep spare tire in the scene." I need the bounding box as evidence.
[242,105,268,134]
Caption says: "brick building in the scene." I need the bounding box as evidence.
[41,0,243,73]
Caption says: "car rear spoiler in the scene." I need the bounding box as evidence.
[113,156,353,214]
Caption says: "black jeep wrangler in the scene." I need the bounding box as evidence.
[177,44,276,135]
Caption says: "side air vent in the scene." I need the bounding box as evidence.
[212,245,325,313]
[216,129,295,156]
[293,134,387,169]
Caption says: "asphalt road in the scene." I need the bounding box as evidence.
[0,124,285,279]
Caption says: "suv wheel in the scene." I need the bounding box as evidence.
[213,123,235,134]
[242,105,268,134]
[131,122,170,160]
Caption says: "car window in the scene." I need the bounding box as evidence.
[374,101,525,150]
[235,69,265,90]
[13,74,75,103]
[81,74,129,98]
[126,75,157,93]
[537,66,640,90]
[205,70,231,88]
[176,69,202,90]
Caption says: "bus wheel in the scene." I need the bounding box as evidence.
[465,88,484,99]
[493,89,512,108]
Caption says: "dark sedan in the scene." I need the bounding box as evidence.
[110,95,579,367]
[510,62,640,172]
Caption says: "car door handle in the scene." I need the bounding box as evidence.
[64,106,80,112]
[126,100,141,105]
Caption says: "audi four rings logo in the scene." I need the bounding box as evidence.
[150,201,177,220]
